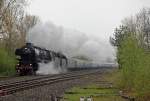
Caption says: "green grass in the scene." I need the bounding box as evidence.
[63,84,125,101]
[93,96,126,101]
[66,87,117,94]
[0,48,16,76]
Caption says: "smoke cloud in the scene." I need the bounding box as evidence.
[27,21,115,74]
[37,62,66,75]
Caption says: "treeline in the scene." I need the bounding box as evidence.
[0,0,39,75]
[110,8,150,100]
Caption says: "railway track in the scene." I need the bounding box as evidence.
[0,69,101,97]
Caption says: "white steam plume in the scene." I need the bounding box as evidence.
[27,21,115,74]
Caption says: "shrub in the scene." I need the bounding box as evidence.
[0,48,16,76]
[117,34,150,97]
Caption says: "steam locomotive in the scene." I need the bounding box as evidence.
[15,42,100,76]
[15,43,68,75]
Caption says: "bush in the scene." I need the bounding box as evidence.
[117,34,150,97]
[0,48,16,76]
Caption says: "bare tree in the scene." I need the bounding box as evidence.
[135,8,150,49]
[110,8,150,49]
[0,0,39,53]
[0,0,24,50]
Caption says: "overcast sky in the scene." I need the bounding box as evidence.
[27,0,150,41]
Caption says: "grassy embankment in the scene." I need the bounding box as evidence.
[63,84,126,101]
[63,70,126,101]
[0,48,16,76]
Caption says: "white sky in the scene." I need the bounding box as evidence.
[27,0,150,40]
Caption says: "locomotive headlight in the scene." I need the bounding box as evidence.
[30,64,32,66]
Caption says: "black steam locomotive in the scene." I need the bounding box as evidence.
[15,43,67,75]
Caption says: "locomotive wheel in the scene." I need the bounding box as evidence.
[16,70,21,76]
[28,68,34,75]
[19,70,25,76]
